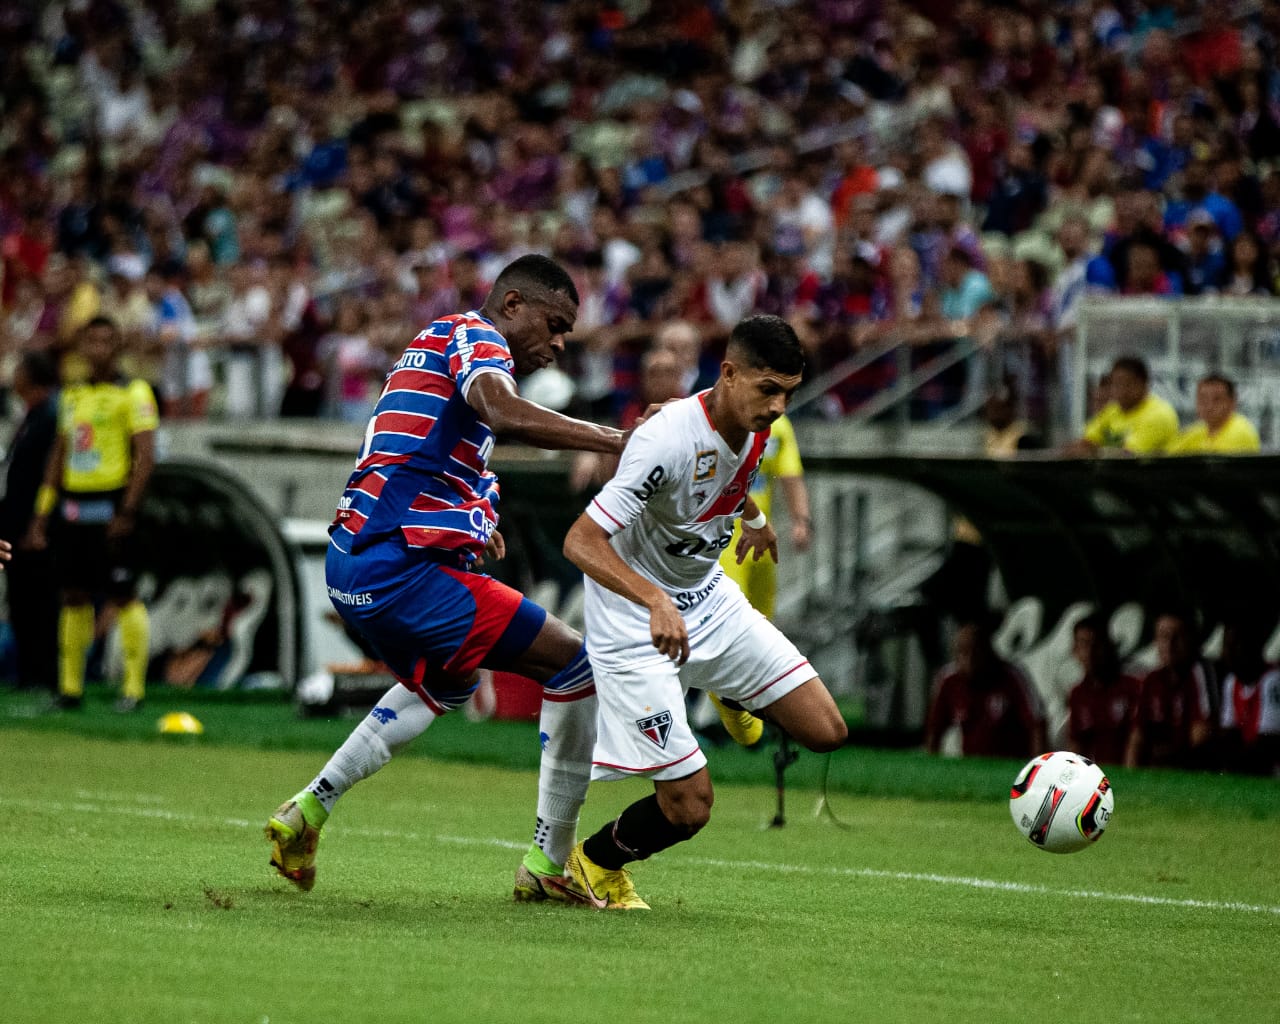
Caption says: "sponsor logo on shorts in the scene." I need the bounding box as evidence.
[636,710,673,749]
[327,585,374,607]
[693,450,717,481]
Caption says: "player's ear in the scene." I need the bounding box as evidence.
[501,288,524,318]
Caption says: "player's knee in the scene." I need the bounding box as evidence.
[804,712,848,753]
[658,785,714,834]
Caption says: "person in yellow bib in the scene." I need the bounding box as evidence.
[711,412,812,745]
[1070,355,1179,455]
[28,316,158,713]
[1168,374,1261,454]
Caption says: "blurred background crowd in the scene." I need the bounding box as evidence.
[1,0,1278,427]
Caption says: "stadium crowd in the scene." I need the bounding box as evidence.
[2,0,1279,427]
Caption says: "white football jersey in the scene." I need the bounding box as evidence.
[585,391,768,598]
[1221,668,1280,735]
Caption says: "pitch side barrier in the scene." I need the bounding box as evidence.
[800,451,1280,739]
[98,457,304,693]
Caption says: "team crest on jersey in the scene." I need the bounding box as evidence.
[693,450,718,482]
[636,711,673,749]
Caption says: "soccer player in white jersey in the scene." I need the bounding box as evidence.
[548,314,848,910]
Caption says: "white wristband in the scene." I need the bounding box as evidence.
[743,510,766,530]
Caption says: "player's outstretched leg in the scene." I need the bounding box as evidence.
[549,769,714,910]
[758,678,847,753]
[265,683,436,890]
[509,627,599,904]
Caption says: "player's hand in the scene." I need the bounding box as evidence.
[473,529,505,567]
[735,520,778,565]
[0,538,11,568]
[106,512,136,541]
[485,529,505,561]
[791,518,812,552]
[24,520,48,552]
[632,398,681,429]
[647,594,689,666]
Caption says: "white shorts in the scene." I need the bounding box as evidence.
[584,573,815,781]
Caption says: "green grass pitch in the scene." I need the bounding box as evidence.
[1,694,1278,1024]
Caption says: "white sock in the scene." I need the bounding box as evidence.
[532,692,596,867]
[306,685,436,814]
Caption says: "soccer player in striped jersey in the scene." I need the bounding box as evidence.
[265,256,629,899]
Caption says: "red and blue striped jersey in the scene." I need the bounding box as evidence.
[330,312,513,560]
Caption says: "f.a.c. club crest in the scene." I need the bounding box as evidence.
[636,710,673,749]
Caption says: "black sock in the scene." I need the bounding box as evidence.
[582,794,693,870]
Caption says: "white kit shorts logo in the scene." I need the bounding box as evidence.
[636,711,673,749]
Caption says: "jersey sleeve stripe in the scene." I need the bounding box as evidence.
[589,498,626,532]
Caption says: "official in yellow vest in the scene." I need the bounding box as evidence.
[1168,374,1261,454]
[1076,355,1179,455]
[28,316,158,712]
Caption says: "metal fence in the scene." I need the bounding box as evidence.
[1074,296,1280,445]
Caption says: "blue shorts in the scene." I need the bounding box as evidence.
[325,537,546,713]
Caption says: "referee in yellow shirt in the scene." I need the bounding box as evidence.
[29,316,158,712]
[1168,374,1261,454]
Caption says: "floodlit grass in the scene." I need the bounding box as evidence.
[2,694,1278,1024]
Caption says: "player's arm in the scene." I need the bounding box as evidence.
[772,418,811,550]
[564,514,689,665]
[778,475,812,551]
[26,430,67,551]
[734,495,778,565]
[467,373,626,454]
[112,382,159,539]
[111,427,156,539]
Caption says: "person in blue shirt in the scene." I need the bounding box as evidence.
[1164,159,1243,241]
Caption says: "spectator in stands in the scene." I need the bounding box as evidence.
[924,615,1045,759]
[655,319,715,396]
[1106,191,1187,293]
[1168,374,1260,454]
[2,0,1279,446]
[145,260,209,419]
[1126,611,1216,769]
[1217,615,1280,776]
[1048,214,1095,346]
[568,343,686,495]
[1164,158,1243,242]
[1123,240,1181,296]
[1067,613,1141,766]
[1069,355,1178,455]
[1217,231,1275,296]
[221,261,277,419]
[321,299,379,424]
[1180,210,1227,296]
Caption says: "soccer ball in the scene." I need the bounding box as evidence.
[1009,751,1114,854]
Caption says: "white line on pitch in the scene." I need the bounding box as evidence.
[4,794,1278,917]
